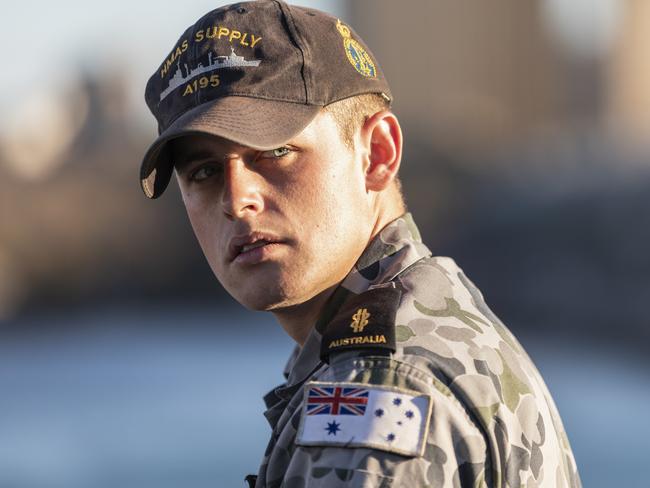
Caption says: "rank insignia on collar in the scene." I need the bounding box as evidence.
[350,308,370,333]
[320,287,401,361]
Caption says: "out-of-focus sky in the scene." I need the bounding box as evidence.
[0,0,342,128]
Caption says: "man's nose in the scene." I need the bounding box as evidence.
[220,159,264,219]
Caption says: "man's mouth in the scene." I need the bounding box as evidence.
[240,241,270,253]
[228,233,285,263]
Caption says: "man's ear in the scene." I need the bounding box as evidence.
[359,111,403,192]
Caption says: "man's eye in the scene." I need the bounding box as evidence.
[273,147,291,157]
[261,147,292,159]
[190,165,219,182]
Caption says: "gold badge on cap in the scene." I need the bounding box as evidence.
[337,20,377,78]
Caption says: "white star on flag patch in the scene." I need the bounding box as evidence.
[296,382,432,457]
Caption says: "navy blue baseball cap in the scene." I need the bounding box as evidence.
[140,0,391,198]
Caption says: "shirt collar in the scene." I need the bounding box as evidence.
[340,212,432,294]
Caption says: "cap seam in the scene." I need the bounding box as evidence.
[286,4,314,103]
[274,0,309,104]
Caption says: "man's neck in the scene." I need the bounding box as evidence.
[272,284,338,346]
[273,203,406,347]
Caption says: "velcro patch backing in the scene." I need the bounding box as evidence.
[296,382,431,457]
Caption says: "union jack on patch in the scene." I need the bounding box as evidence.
[306,386,369,416]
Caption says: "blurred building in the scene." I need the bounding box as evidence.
[349,0,650,159]
[350,0,562,160]
[607,0,650,140]
[0,70,220,322]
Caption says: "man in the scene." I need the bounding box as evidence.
[139,1,581,486]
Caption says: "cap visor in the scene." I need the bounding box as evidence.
[140,96,322,198]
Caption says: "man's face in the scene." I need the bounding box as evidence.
[173,111,375,311]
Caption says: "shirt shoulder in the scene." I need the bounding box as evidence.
[392,255,581,487]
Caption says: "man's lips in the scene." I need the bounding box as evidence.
[227,232,285,263]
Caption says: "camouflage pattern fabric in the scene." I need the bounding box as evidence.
[255,213,581,487]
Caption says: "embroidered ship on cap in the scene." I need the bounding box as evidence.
[160,48,261,102]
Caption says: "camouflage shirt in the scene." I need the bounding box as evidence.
[254,214,581,487]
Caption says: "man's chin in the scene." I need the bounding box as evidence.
[220,270,327,312]
[232,286,317,313]
[229,288,293,312]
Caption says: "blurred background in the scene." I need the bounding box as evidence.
[1,0,648,486]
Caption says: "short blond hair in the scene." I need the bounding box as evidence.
[324,93,405,207]
[323,93,390,149]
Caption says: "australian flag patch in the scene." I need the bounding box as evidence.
[297,382,431,457]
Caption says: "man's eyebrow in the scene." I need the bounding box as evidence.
[173,150,220,172]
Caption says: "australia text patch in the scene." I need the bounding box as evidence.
[320,287,401,361]
[296,382,431,457]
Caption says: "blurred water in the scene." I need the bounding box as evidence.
[0,307,293,488]
[0,308,648,487]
